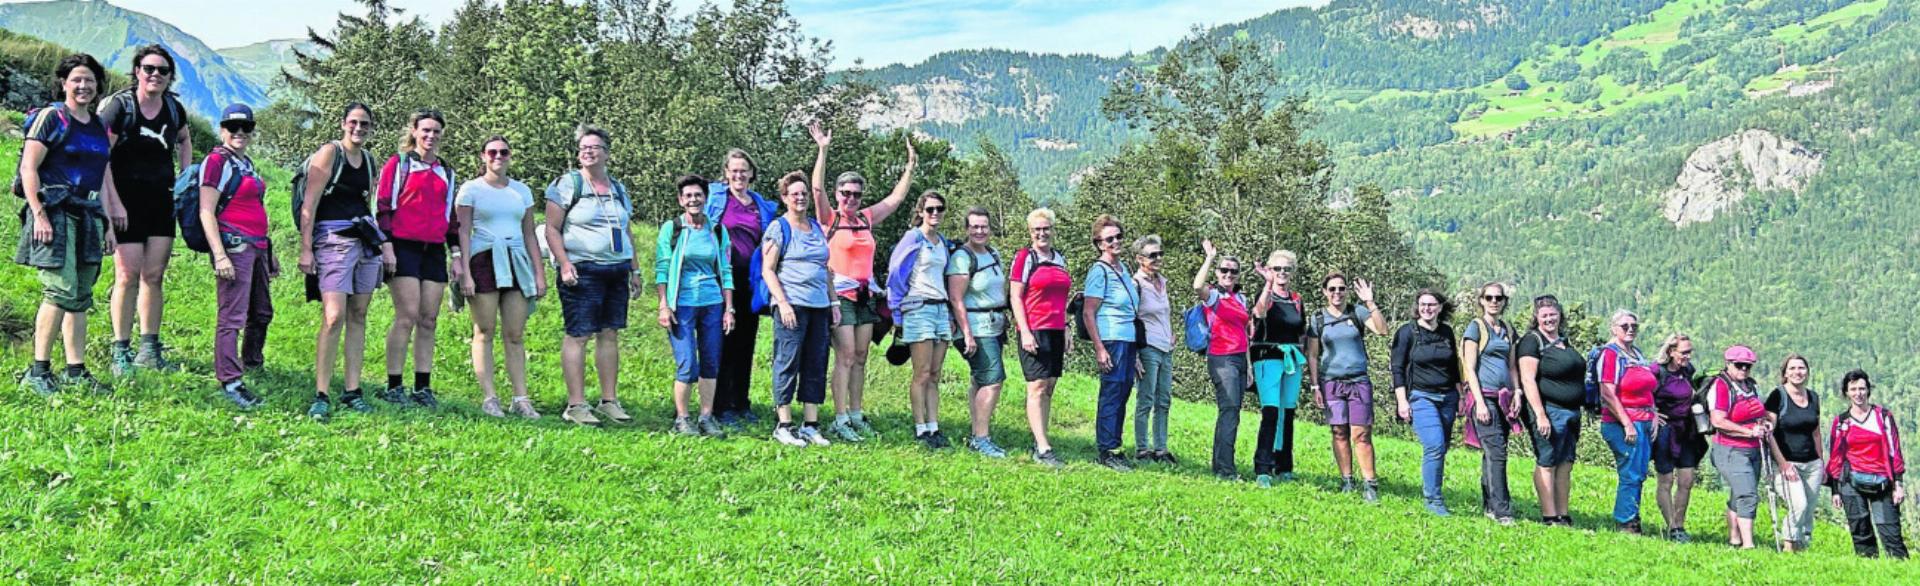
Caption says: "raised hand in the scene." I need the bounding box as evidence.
[809,120,832,148]
[1201,238,1216,259]
[1354,278,1375,303]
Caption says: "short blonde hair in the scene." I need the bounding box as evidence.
[1026,208,1057,227]
[1265,249,1297,267]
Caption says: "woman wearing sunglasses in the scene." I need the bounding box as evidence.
[1083,214,1140,471]
[809,122,916,442]
[1306,272,1388,499]
[1461,282,1518,524]
[888,191,955,448]
[100,45,191,375]
[299,103,381,419]
[1595,310,1660,533]
[455,136,544,419]
[1130,235,1175,464]
[1391,289,1464,515]
[198,104,276,408]
[1250,250,1310,487]
[1194,240,1252,480]
[1709,344,1769,548]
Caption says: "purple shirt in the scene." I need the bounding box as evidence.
[1654,364,1696,420]
[720,193,763,264]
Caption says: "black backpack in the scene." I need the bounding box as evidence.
[102,89,184,148]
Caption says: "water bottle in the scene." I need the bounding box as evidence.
[1690,402,1712,435]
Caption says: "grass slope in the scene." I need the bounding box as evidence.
[2,138,1916,582]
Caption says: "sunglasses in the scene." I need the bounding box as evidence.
[1217,268,1239,275]
[1326,286,1347,293]
[1483,295,1508,302]
[485,148,511,158]
[923,205,946,215]
[1142,251,1164,260]
[1099,235,1125,245]
[1730,362,1754,370]
[1270,265,1293,273]
[1678,350,1694,356]
[139,64,173,77]
[221,122,255,134]
[837,190,864,197]
[1616,323,1640,331]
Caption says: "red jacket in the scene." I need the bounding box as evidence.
[1826,405,1905,482]
[376,154,457,244]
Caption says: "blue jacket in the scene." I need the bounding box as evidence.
[705,182,778,231]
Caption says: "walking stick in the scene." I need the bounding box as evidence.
[1760,439,1781,550]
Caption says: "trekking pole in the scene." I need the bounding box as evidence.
[1759,439,1780,550]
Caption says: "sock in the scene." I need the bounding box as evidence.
[915,423,930,434]
[30,360,51,376]
[65,363,86,376]
[777,421,794,430]
[928,421,939,432]
[803,420,818,429]
[224,380,243,392]
[315,391,330,401]
[343,388,362,399]
[835,413,851,425]
[387,374,403,389]
[849,409,865,421]
[414,372,432,390]
[141,333,160,348]
[112,339,131,351]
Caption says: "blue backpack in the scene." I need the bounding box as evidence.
[9,103,72,198]
[749,216,821,314]
[1583,342,1642,414]
[1183,303,1211,353]
[172,149,247,254]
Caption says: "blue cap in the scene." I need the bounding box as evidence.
[221,103,254,123]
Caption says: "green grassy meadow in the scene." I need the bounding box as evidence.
[3,136,1919,582]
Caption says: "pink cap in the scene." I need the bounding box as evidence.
[1724,345,1757,363]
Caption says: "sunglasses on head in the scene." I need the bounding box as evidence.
[221,122,255,134]
[139,64,173,77]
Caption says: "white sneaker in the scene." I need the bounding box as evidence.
[799,426,832,447]
[773,425,809,447]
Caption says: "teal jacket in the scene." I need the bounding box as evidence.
[653,215,733,308]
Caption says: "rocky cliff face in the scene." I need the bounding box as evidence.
[1662,129,1823,226]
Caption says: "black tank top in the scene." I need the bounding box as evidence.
[316,150,373,222]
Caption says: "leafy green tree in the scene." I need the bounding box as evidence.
[1562,78,1601,103]
[1504,72,1531,92]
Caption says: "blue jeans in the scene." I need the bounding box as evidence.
[1601,420,1654,523]
[667,303,724,383]
[1096,340,1137,453]
[1409,390,1459,505]
[1134,346,1174,452]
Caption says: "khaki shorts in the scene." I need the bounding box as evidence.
[39,214,101,312]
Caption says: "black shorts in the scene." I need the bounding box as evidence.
[390,239,449,283]
[112,178,176,242]
[1019,329,1067,382]
[1653,423,1709,474]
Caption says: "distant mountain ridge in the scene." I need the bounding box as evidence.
[0,0,268,119]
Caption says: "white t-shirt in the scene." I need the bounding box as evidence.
[456,178,534,251]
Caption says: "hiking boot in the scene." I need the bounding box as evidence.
[1618,518,1643,535]
[1097,451,1132,472]
[1495,516,1516,526]
[827,420,863,443]
[1158,450,1178,465]
[739,409,761,425]
[773,425,808,447]
[221,382,259,410]
[1340,477,1356,493]
[928,432,951,449]
[134,344,179,372]
[509,396,540,419]
[1256,474,1274,489]
[849,415,877,438]
[19,370,58,397]
[672,416,701,436]
[479,396,505,418]
[915,432,935,449]
[61,369,111,395]
[1425,502,1452,517]
[110,346,136,377]
[308,396,333,422]
[1362,481,1380,503]
[409,387,440,409]
[377,385,413,406]
[1669,528,1693,543]
[717,410,744,431]
[1135,449,1156,463]
[595,400,632,425]
[1278,472,1297,482]
[970,436,1009,458]
[698,415,726,438]
[1032,450,1065,469]
[799,426,831,447]
[561,403,601,427]
[341,390,374,413]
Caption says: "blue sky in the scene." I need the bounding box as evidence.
[4,0,1322,66]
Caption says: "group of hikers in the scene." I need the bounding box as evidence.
[11,49,1911,559]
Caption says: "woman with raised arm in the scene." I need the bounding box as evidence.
[947,207,1010,457]
[809,122,916,442]
[1010,208,1071,468]
[1249,250,1308,488]
[455,136,544,419]
[299,103,381,419]
[762,172,839,447]
[375,109,463,409]
[708,148,778,429]
[1305,272,1389,500]
[1517,295,1585,526]
[544,125,640,427]
[1460,282,1518,525]
[1194,240,1252,480]
[100,45,191,374]
[15,54,118,397]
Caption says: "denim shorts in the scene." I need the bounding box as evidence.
[668,303,724,382]
[558,261,631,337]
[900,301,954,343]
[1531,403,1582,468]
[964,333,1007,387]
